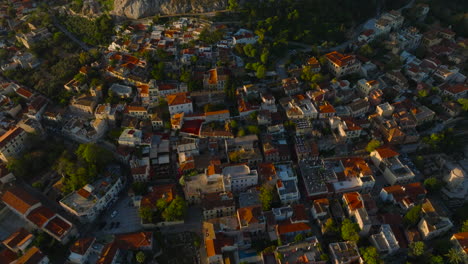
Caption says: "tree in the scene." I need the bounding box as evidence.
[139,207,153,223]
[341,218,360,242]
[462,220,468,232]
[259,184,274,211]
[365,139,381,153]
[132,182,148,196]
[429,255,444,264]
[358,44,374,58]
[458,98,468,111]
[323,218,338,234]
[162,196,187,222]
[260,49,269,64]
[445,248,463,264]
[408,241,425,257]
[136,251,146,263]
[228,0,238,10]
[243,44,257,58]
[360,246,381,264]
[423,177,443,193]
[156,198,168,211]
[75,143,112,169]
[256,64,266,79]
[403,205,422,227]
[294,233,305,242]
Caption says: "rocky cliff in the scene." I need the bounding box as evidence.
[113,0,227,19]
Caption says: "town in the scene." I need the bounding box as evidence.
[0,0,467,263]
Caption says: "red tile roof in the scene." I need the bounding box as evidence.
[97,241,120,264]
[166,92,191,106]
[277,221,311,235]
[0,248,16,263]
[0,126,25,149]
[141,184,176,208]
[115,232,153,250]
[375,147,399,159]
[343,192,363,211]
[69,237,95,255]
[453,232,468,254]
[16,246,45,264]
[44,216,71,238]
[26,206,55,228]
[2,227,32,250]
[1,186,39,215]
[325,51,357,67]
[16,87,33,99]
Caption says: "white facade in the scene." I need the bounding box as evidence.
[370,224,399,255]
[223,165,258,193]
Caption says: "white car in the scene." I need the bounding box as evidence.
[111,211,118,218]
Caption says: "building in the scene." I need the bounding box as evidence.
[328,241,361,264]
[109,83,132,98]
[2,228,34,253]
[203,68,229,90]
[370,224,400,255]
[275,237,326,264]
[16,246,49,264]
[201,192,236,220]
[379,182,427,209]
[60,171,124,223]
[222,164,258,193]
[325,51,361,78]
[299,160,336,199]
[0,126,27,162]
[275,163,300,204]
[451,232,468,263]
[441,159,468,207]
[237,205,265,234]
[68,237,96,264]
[118,128,142,146]
[357,79,379,95]
[418,215,453,240]
[370,147,415,185]
[166,92,193,115]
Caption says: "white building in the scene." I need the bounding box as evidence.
[275,163,300,205]
[357,79,379,95]
[370,224,400,255]
[68,237,96,264]
[223,165,258,193]
[0,126,28,162]
[60,173,124,223]
[118,129,142,147]
[166,92,193,115]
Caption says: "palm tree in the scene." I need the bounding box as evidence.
[445,248,462,264]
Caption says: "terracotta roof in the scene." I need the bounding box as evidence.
[343,192,363,211]
[16,246,45,264]
[319,104,335,113]
[453,232,468,254]
[0,126,25,149]
[325,51,357,67]
[166,92,191,106]
[97,241,120,264]
[291,204,308,222]
[2,228,33,250]
[1,186,39,215]
[141,184,176,208]
[115,232,153,250]
[342,158,371,177]
[0,248,16,263]
[205,109,229,116]
[205,235,234,257]
[375,147,399,159]
[44,216,71,238]
[26,206,55,228]
[445,84,468,94]
[77,188,91,199]
[16,88,33,99]
[238,205,263,226]
[277,221,311,235]
[69,237,95,255]
[127,106,147,112]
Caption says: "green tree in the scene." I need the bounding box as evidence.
[445,248,463,264]
[294,233,305,242]
[139,207,153,223]
[76,143,113,170]
[365,139,381,153]
[323,218,338,234]
[404,205,422,227]
[260,49,269,64]
[341,218,360,242]
[132,182,148,196]
[408,241,425,257]
[243,44,257,58]
[256,64,266,79]
[136,251,146,263]
[358,44,374,58]
[162,196,187,222]
[156,198,168,211]
[429,255,444,264]
[462,220,468,232]
[360,246,381,264]
[228,0,238,10]
[423,177,443,193]
[259,184,274,211]
[247,125,260,134]
[458,98,468,111]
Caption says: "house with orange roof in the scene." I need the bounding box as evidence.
[1,186,41,216]
[201,192,235,220]
[275,221,312,243]
[203,68,229,90]
[442,83,468,99]
[2,228,34,253]
[237,205,265,234]
[140,184,177,210]
[311,198,330,220]
[0,126,28,162]
[0,248,17,264]
[276,238,326,264]
[97,241,121,264]
[125,105,148,119]
[325,51,361,78]
[16,246,49,264]
[318,103,336,119]
[166,92,193,115]
[451,232,468,263]
[115,231,154,251]
[68,237,96,264]
[205,233,238,264]
[371,147,415,185]
[357,79,379,95]
[379,182,426,209]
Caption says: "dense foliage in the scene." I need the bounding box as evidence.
[60,14,114,46]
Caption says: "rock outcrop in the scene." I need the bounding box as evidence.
[113,0,227,19]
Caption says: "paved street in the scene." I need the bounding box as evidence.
[92,195,142,236]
